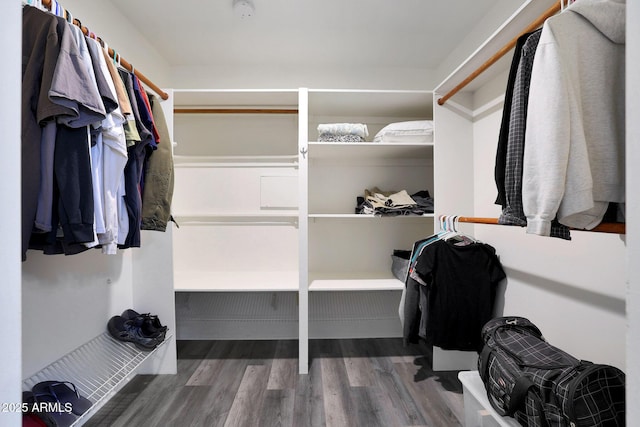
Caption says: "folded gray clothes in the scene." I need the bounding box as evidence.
[318,134,365,142]
[317,123,369,139]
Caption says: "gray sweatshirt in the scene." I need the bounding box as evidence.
[523,0,625,235]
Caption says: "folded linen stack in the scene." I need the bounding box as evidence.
[317,123,369,142]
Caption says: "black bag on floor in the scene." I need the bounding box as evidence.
[478,316,625,426]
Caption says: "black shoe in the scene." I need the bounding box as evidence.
[121,309,168,341]
[107,315,158,351]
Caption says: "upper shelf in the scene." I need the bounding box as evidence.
[434,0,558,98]
[308,89,433,119]
[308,142,433,160]
[173,89,299,109]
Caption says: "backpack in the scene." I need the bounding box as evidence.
[478,316,626,426]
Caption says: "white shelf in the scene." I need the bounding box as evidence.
[173,89,299,108]
[308,272,404,291]
[308,89,433,118]
[22,332,173,427]
[434,0,558,96]
[309,213,433,219]
[174,154,298,168]
[174,213,298,225]
[174,270,299,292]
[308,142,433,160]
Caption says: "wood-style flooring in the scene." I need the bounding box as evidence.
[86,339,465,427]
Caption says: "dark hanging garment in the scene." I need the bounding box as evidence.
[21,7,73,260]
[117,69,154,249]
[497,29,571,240]
[141,95,175,232]
[413,239,506,352]
[494,31,533,209]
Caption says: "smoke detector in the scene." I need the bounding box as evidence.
[233,0,255,18]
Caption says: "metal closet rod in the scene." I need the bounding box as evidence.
[451,216,626,235]
[437,1,561,106]
[40,0,169,101]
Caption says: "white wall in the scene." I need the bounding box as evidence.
[61,0,171,86]
[171,64,435,91]
[22,253,135,377]
[0,1,23,425]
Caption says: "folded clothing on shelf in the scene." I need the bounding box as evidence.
[317,123,369,142]
[355,187,434,216]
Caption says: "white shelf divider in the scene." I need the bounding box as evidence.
[174,154,298,168]
[23,332,173,427]
[309,213,434,219]
[174,270,300,292]
[174,213,299,226]
[308,272,404,292]
[308,141,433,161]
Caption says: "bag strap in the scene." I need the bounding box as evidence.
[507,376,535,415]
[508,377,549,427]
[479,345,492,382]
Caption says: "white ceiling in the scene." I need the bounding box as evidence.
[108,0,515,70]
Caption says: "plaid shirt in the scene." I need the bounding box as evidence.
[497,29,570,240]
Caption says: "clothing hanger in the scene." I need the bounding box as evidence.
[441,214,477,245]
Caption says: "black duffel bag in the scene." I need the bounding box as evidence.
[478,316,625,426]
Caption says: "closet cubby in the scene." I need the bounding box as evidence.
[171,90,300,340]
[297,89,435,372]
[304,89,434,291]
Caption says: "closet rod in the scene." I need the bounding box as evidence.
[174,108,298,115]
[40,0,169,101]
[437,1,561,106]
[455,216,626,235]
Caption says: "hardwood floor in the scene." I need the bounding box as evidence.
[86,339,465,427]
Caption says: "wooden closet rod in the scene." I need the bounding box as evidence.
[437,1,561,106]
[40,0,169,101]
[174,108,298,115]
[455,216,626,235]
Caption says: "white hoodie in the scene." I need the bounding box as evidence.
[523,0,625,235]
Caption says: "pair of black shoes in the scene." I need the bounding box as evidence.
[107,309,167,351]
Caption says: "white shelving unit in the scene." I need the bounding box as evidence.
[171,88,435,373]
[172,89,300,340]
[298,88,435,373]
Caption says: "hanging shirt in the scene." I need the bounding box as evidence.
[85,37,128,254]
[118,69,154,249]
[413,239,506,352]
[21,6,95,260]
